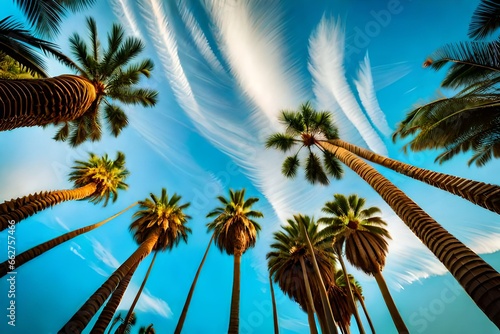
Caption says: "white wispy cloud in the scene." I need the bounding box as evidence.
[279,316,308,333]
[176,0,225,73]
[110,0,143,38]
[91,238,120,269]
[354,52,393,136]
[118,285,172,318]
[308,16,388,155]
[54,217,70,231]
[69,246,86,260]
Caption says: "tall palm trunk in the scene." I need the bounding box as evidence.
[335,245,365,334]
[0,183,98,230]
[355,291,376,334]
[269,274,280,334]
[228,251,242,334]
[59,231,160,333]
[300,219,338,334]
[373,272,407,334]
[329,139,500,215]
[118,251,159,334]
[0,202,137,277]
[175,235,214,334]
[299,257,319,334]
[0,75,96,131]
[91,261,140,334]
[106,314,122,334]
[319,141,500,328]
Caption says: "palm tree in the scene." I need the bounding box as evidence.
[107,313,123,334]
[174,235,214,334]
[139,324,155,334]
[266,103,500,328]
[0,202,137,278]
[61,188,191,333]
[97,264,140,334]
[206,189,263,334]
[392,1,500,167]
[269,274,280,334]
[115,312,136,334]
[320,194,407,333]
[0,151,129,231]
[267,215,347,334]
[115,251,159,334]
[335,270,376,334]
[0,17,158,145]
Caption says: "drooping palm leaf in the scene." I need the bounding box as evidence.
[469,0,500,39]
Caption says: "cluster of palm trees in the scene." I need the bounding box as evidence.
[2,0,500,333]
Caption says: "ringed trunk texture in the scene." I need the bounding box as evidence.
[59,232,159,333]
[0,75,96,131]
[300,257,319,334]
[175,235,214,334]
[329,139,500,215]
[336,247,365,334]
[0,183,98,230]
[319,141,500,328]
[228,252,242,334]
[269,274,280,334]
[373,272,407,334]
[0,202,137,278]
[301,221,338,334]
[90,261,140,334]
[118,251,159,334]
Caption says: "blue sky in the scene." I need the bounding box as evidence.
[1,0,500,333]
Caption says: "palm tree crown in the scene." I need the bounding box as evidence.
[267,214,336,310]
[266,101,343,185]
[54,16,158,146]
[69,151,129,206]
[130,188,191,251]
[392,0,500,166]
[320,194,391,274]
[206,189,263,255]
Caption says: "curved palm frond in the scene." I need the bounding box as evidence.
[14,0,96,38]
[469,0,500,39]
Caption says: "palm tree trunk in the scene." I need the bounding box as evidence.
[228,252,242,334]
[91,261,140,334]
[106,314,122,334]
[319,141,500,329]
[299,257,319,334]
[335,246,365,334]
[0,74,96,131]
[0,182,98,230]
[356,292,376,334]
[300,219,338,334]
[59,231,160,334]
[269,274,280,334]
[175,235,214,334]
[118,251,159,334]
[0,202,137,277]
[373,272,407,334]
[329,139,500,215]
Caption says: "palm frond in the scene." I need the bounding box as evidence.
[282,155,300,178]
[265,133,298,151]
[305,151,329,185]
[104,104,128,137]
[469,0,500,39]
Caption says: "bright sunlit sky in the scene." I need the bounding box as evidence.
[1,0,500,333]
